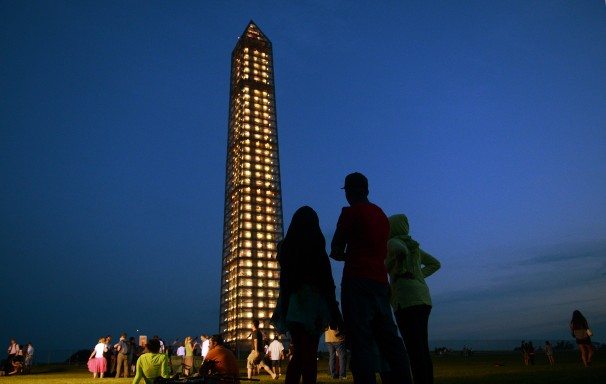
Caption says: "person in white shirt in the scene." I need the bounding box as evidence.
[200,335,210,361]
[176,344,185,358]
[267,336,285,378]
[87,337,108,378]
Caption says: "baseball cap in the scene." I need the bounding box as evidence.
[341,172,368,191]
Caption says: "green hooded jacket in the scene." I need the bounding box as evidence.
[386,214,441,309]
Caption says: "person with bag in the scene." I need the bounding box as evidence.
[570,310,594,367]
[271,206,342,384]
[386,213,440,384]
[115,333,130,378]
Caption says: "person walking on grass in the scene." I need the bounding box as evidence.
[246,319,277,380]
[570,310,594,367]
[268,336,285,378]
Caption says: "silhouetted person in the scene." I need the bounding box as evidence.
[544,341,555,365]
[330,172,412,384]
[570,310,593,367]
[104,335,114,376]
[527,341,535,365]
[386,213,440,384]
[128,337,137,376]
[271,206,342,384]
[520,341,529,365]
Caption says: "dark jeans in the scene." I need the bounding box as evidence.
[285,324,320,384]
[394,305,433,384]
[341,278,412,384]
[327,342,347,378]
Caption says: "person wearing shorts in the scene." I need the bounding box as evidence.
[267,336,284,378]
[246,319,276,379]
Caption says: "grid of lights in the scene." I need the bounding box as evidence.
[219,22,284,346]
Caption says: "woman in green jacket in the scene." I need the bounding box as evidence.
[386,214,441,384]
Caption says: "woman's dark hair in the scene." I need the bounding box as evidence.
[147,338,161,353]
[571,310,588,329]
[278,206,334,294]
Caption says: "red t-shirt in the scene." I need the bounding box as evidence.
[334,202,389,284]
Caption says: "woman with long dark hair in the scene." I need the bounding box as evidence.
[570,310,594,367]
[271,206,342,384]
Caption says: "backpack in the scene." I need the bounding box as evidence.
[118,340,128,355]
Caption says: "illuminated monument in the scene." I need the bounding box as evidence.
[219,21,284,348]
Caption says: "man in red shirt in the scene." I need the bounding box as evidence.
[331,172,412,384]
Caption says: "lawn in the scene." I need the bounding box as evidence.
[3,351,603,383]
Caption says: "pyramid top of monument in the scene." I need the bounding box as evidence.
[240,20,271,45]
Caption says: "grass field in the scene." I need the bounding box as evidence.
[2,351,603,383]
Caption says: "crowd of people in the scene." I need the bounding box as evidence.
[3,172,597,383]
[76,171,440,384]
[83,333,219,380]
[1,339,34,375]
[270,172,442,384]
[515,310,595,369]
[86,333,152,379]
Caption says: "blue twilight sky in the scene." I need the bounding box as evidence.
[1,1,605,352]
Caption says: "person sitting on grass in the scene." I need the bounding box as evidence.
[132,339,170,384]
[8,359,23,375]
[197,334,239,378]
